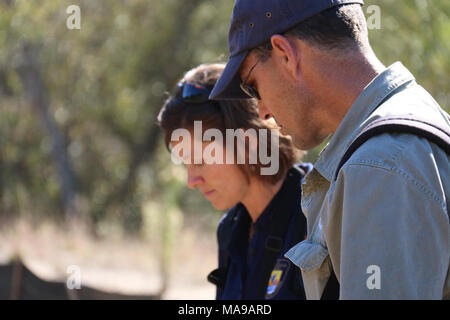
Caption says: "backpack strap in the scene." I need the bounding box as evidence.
[257,166,305,298]
[334,115,450,181]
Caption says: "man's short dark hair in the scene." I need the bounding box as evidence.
[255,4,368,59]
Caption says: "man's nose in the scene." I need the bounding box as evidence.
[258,102,273,121]
[186,166,204,189]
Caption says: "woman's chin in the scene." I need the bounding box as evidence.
[210,201,233,211]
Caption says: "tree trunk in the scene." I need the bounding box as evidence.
[14,43,77,221]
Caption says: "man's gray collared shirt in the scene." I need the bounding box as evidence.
[285,62,450,299]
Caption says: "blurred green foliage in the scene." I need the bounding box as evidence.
[305,0,450,162]
[0,0,448,234]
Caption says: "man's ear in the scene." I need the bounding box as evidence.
[270,35,299,79]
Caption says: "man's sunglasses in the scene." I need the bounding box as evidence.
[240,58,261,100]
[175,82,212,104]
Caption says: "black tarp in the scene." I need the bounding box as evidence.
[0,260,158,300]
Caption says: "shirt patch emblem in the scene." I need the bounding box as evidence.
[265,258,291,299]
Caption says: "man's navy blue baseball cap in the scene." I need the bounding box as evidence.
[210,0,364,100]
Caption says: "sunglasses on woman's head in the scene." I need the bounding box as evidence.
[175,82,212,104]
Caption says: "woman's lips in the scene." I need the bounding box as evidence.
[203,190,215,198]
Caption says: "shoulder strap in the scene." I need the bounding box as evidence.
[257,167,305,298]
[334,115,450,181]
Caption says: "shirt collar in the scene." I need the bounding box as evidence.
[314,62,416,181]
[229,165,305,250]
[253,165,306,230]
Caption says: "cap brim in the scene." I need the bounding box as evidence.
[209,51,250,100]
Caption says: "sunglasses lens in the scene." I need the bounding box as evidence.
[240,83,260,99]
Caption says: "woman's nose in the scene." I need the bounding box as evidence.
[186,167,204,189]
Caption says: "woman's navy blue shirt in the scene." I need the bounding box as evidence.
[215,163,313,300]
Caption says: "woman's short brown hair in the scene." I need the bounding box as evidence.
[157,63,304,185]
